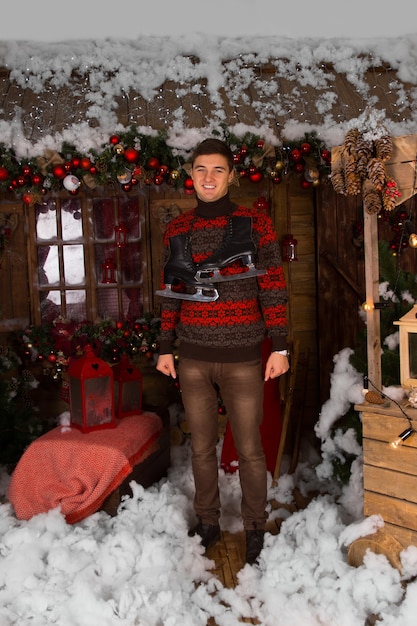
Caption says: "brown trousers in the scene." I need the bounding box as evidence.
[178,357,267,530]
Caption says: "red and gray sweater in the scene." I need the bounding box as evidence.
[157,194,288,363]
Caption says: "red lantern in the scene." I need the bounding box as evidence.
[112,354,143,418]
[102,258,116,283]
[114,222,128,247]
[68,344,116,433]
[281,234,298,262]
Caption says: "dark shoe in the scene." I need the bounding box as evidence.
[245,529,265,565]
[189,520,221,549]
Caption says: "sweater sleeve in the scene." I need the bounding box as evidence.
[156,221,183,355]
[253,211,288,350]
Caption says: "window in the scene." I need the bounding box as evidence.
[28,193,151,324]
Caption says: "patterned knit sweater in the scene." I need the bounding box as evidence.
[157,193,288,363]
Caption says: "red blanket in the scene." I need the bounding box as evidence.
[8,412,162,523]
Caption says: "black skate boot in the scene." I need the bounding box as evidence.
[194,216,266,282]
[155,234,219,302]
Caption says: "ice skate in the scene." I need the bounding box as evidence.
[155,283,219,301]
[155,233,219,301]
[194,216,267,282]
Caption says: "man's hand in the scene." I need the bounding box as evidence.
[264,352,289,381]
[156,353,177,378]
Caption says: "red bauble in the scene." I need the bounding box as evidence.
[122,183,132,192]
[71,157,81,169]
[300,142,312,155]
[289,148,302,162]
[300,179,311,189]
[21,165,32,177]
[158,164,169,176]
[52,165,66,179]
[256,139,265,149]
[249,171,263,183]
[109,135,120,145]
[320,149,331,162]
[240,145,248,156]
[147,157,160,170]
[153,175,164,185]
[293,162,305,174]
[272,175,282,184]
[124,147,140,163]
[183,177,194,191]
[31,174,43,186]
[80,157,92,170]
[22,193,32,205]
[89,166,97,176]
[63,161,72,172]
[0,166,9,181]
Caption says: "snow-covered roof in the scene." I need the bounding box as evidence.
[1,35,417,157]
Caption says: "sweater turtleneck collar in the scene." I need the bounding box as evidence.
[195,193,237,218]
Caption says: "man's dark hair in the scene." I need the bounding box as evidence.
[191,138,234,172]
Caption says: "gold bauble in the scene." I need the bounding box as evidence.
[113,144,125,155]
[274,160,284,171]
[170,169,180,181]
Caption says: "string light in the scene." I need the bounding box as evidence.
[365,375,416,450]
[390,426,415,449]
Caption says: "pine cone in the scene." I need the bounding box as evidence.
[365,391,385,404]
[344,154,362,194]
[330,170,346,195]
[363,181,382,214]
[374,135,393,162]
[367,158,386,191]
[344,128,360,154]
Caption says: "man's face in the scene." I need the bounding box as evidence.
[191,154,234,203]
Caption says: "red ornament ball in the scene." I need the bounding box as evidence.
[183,177,195,191]
[124,147,140,163]
[0,166,9,181]
[147,157,160,170]
[109,135,120,145]
[52,165,66,179]
[249,171,263,183]
[289,148,302,162]
[80,157,92,170]
[300,142,312,155]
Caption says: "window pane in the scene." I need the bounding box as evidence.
[97,289,119,319]
[93,198,115,239]
[40,245,59,286]
[41,290,61,323]
[63,245,85,285]
[120,197,141,239]
[61,199,83,241]
[121,244,141,282]
[36,200,57,240]
[66,290,86,322]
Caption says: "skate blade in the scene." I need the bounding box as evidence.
[195,266,267,282]
[155,286,219,302]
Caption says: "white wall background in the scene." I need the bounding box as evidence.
[2,0,417,42]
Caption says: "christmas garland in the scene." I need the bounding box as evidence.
[0,127,331,206]
[14,314,162,377]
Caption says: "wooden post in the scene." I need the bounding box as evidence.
[364,209,382,390]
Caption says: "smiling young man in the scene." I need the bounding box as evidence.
[156,138,288,565]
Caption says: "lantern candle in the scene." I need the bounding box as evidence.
[114,222,128,247]
[281,234,298,262]
[102,257,116,283]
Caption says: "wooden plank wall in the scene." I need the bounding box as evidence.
[360,404,417,549]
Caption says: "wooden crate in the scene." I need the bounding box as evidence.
[356,402,417,551]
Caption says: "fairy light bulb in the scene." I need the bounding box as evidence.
[390,427,415,449]
[409,232,417,248]
[362,301,374,312]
